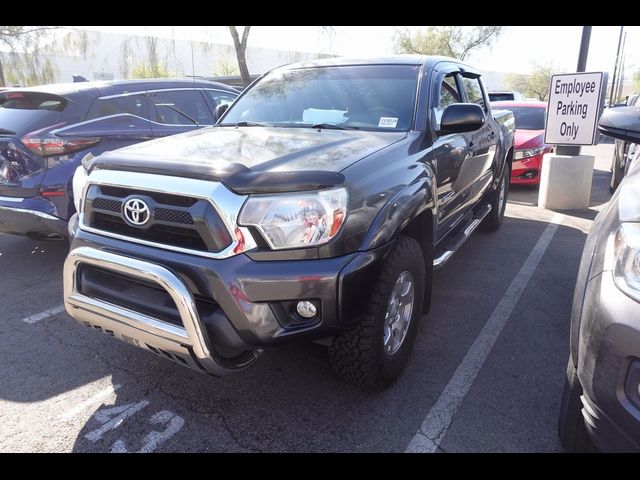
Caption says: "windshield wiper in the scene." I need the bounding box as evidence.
[227,121,273,127]
[310,123,359,130]
[0,128,16,135]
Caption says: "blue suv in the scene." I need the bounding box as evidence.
[0,79,238,239]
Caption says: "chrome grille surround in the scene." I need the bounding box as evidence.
[78,169,256,259]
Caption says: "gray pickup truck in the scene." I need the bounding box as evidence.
[64,56,514,389]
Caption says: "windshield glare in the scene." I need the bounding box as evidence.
[222,65,419,131]
[508,106,546,130]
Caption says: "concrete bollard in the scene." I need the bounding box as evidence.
[538,153,595,210]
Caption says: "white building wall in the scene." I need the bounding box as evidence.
[48,31,327,83]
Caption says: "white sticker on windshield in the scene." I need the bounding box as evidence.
[378,117,398,128]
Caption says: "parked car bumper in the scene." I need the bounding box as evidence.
[577,270,640,452]
[510,153,543,185]
[64,228,391,375]
[0,197,68,237]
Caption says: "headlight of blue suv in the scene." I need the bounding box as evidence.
[72,154,94,213]
[513,146,545,160]
[239,187,348,250]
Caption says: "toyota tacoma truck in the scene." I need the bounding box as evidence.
[64,56,514,389]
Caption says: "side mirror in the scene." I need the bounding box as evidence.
[439,103,485,134]
[215,103,229,122]
[598,105,640,143]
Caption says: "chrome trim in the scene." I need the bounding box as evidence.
[78,170,257,259]
[0,205,60,220]
[463,218,482,237]
[0,196,24,203]
[433,204,491,270]
[433,250,454,269]
[99,87,235,100]
[63,246,254,376]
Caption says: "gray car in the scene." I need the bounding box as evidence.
[559,105,640,452]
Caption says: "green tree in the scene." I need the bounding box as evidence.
[506,63,554,101]
[228,26,251,87]
[0,26,61,87]
[212,56,239,77]
[1,27,95,87]
[633,70,640,93]
[130,62,171,79]
[126,36,172,79]
[393,26,503,61]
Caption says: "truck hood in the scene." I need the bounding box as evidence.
[91,126,407,194]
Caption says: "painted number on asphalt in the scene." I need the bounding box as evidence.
[85,401,184,453]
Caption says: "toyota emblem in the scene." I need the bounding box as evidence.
[123,198,150,226]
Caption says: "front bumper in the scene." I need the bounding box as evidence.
[64,229,389,376]
[0,197,68,237]
[577,270,640,452]
[510,154,543,185]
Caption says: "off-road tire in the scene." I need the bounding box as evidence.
[328,235,425,390]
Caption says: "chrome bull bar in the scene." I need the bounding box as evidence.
[63,246,257,376]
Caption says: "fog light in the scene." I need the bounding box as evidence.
[296,301,317,319]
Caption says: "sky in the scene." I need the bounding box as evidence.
[80,26,639,80]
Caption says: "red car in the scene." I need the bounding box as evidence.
[491,101,551,185]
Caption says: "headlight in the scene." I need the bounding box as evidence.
[72,165,89,213]
[239,188,348,250]
[514,146,545,160]
[619,182,640,222]
[71,154,94,213]
[614,223,640,300]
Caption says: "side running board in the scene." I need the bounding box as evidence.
[433,203,492,270]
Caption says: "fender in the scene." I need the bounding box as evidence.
[360,169,436,251]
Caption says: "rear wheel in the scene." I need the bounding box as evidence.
[480,162,509,232]
[558,356,597,452]
[329,236,425,389]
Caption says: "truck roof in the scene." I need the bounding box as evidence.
[278,55,479,75]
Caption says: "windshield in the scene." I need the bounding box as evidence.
[508,106,546,130]
[221,65,420,131]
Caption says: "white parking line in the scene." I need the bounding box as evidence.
[59,384,123,421]
[406,213,564,453]
[22,305,66,324]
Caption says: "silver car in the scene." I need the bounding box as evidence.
[559,105,640,452]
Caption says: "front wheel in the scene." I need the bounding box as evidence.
[558,356,596,452]
[480,162,510,232]
[328,235,425,389]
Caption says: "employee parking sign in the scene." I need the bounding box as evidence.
[545,72,605,146]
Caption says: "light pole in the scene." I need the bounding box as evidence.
[609,26,624,107]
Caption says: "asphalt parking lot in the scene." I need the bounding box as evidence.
[0,144,613,452]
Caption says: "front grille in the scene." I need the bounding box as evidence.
[155,208,194,225]
[79,264,184,327]
[92,198,121,213]
[78,264,220,331]
[84,185,232,253]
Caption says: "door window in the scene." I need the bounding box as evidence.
[149,90,213,125]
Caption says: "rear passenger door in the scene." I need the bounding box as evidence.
[148,89,215,137]
[84,93,154,148]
